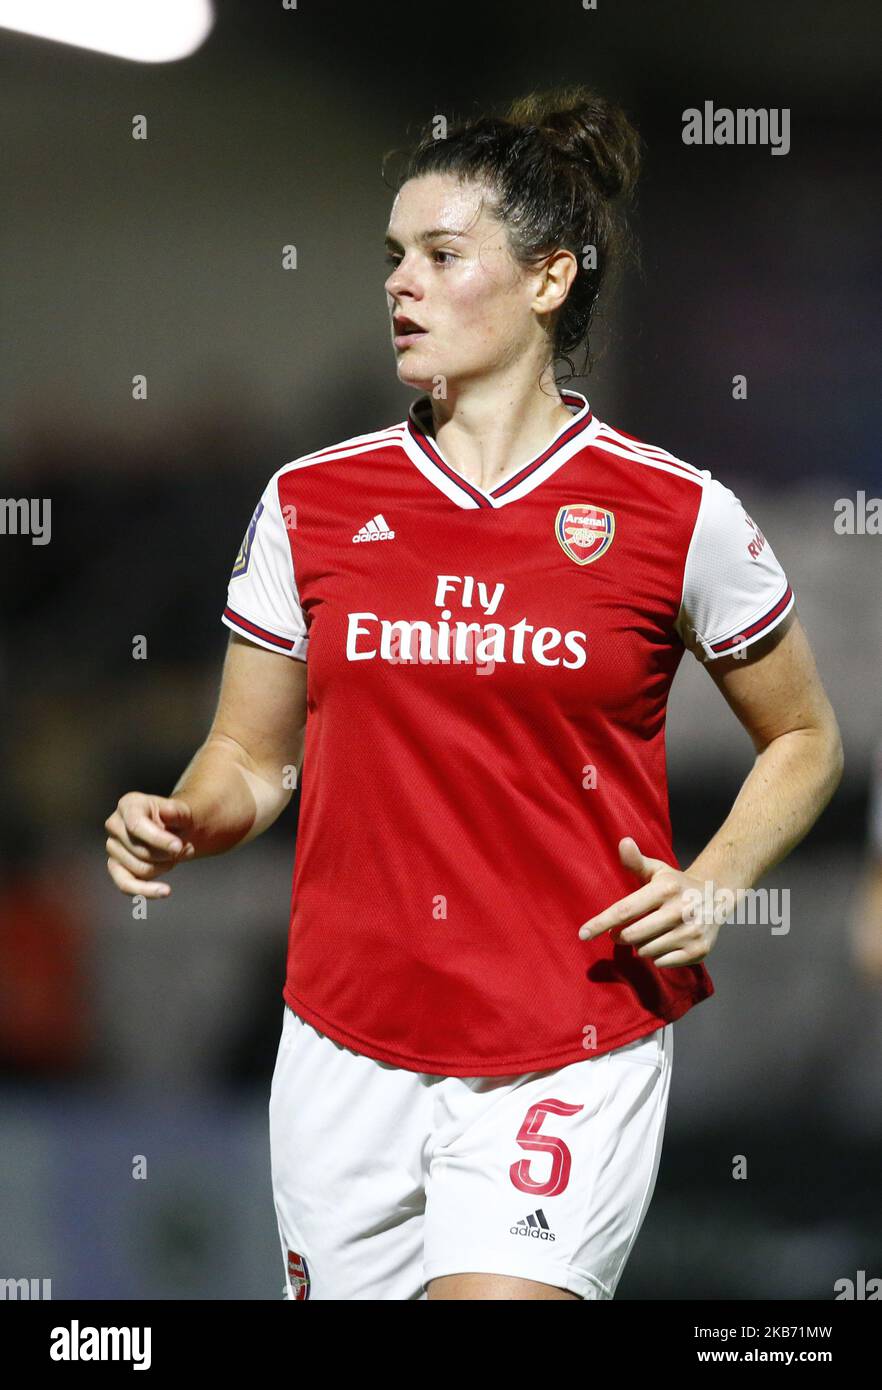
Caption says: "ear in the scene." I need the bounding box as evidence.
[531,247,578,320]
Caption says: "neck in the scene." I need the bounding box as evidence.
[423,375,575,492]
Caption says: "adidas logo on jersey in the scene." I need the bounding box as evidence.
[510,1209,556,1241]
[352,514,395,543]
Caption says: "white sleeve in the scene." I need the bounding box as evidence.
[221,474,309,661]
[675,474,794,661]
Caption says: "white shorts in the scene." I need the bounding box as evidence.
[269,1004,673,1300]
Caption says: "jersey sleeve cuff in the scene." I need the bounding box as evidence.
[222,606,308,661]
[698,582,795,660]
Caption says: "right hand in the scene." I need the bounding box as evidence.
[104,792,196,898]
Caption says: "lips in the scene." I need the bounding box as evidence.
[393,315,426,334]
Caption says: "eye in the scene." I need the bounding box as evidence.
[384,249,458,268]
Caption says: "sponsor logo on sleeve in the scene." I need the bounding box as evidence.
[286,1250,311,1301]
[744,514,767,558]
[231,500,264,579]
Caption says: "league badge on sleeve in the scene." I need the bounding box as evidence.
[286,1249,311,1301]
[231,500,264,579]
[555,503,615,566]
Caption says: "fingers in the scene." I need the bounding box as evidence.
[618,899,690,946]
[106,856,171,899]
[618,837,670,880]
[104,816,165,864]
[579,873,677,939]
[648,946,695,968]
[626,914,716,966]
[105,795,194,858]
[104,792,196,899]
[125,812,186,856]
[650,929,712,967]
[153,796,194,831]
[105,836,177,877]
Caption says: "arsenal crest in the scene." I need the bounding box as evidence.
[555,503,615,566]
[286,1249,311,1301]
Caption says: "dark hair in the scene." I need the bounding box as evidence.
[384,85,642,384]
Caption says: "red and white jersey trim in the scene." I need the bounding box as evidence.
[592,425,705,486]
[400,388,602,509]
[704,583,795,656]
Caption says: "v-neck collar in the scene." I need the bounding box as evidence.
[400,388,600,509]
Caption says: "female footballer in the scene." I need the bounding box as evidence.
[104,86,843,1301]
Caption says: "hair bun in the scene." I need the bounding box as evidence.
[506,85,641,199]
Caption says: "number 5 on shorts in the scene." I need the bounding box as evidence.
[509,1098,584,1197]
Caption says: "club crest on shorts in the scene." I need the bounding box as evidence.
[231,500,264,579]
[286,1249,311,1301]
[555,503,615,566]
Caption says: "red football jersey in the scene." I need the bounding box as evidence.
[222,389,794,1076]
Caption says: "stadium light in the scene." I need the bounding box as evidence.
[0,0,214,64]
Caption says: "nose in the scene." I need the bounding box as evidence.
[385,255,421,307]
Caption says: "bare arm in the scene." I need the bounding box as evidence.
[580,612,844,964]
[683,612,844,892]
[105,633,308,898]
[172,634,308,854]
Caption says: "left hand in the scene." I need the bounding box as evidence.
[578,837,724,968]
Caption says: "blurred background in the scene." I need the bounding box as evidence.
[1,0,880,1299]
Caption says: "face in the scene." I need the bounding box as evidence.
[384,173,548,391]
